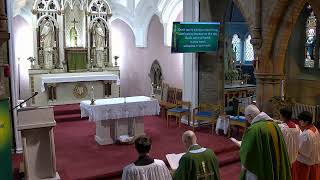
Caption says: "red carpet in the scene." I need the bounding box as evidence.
[14,104,241,180]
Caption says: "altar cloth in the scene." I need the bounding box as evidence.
[80,96,160,121]
[40,72,120,92]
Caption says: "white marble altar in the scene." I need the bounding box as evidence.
[80,96,160,145]
[28,0,116,107]
[29,70,120,106]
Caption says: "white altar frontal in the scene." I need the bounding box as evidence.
[80,96,160,145]
[28,0,120,106]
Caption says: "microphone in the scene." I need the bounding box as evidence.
[11,92,39,111]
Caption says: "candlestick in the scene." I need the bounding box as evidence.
[151,83,155,97]
[90,86,95,105]
[281,80,284,100]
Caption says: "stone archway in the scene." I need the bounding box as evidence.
[255,0,320,111]
[198,0,255,106]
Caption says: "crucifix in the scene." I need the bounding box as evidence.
[71,18,79,28]
[196,161,215,180]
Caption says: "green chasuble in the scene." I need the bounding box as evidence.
[173,145,220,180]
[240,119,291,180]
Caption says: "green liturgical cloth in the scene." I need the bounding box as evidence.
[173,145,220,180]
[240,120,291,180]
[67,50,87,71]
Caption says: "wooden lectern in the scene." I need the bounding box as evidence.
[17,106,60,180]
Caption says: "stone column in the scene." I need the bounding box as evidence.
[255,73,284,113]
[183,0,199,108]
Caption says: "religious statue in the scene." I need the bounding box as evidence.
[149,60,162,93]
[70,18,79,47]
[305,28,316,60]
[92,22,106,68]
[40,20,55,69]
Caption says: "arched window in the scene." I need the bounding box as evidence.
[232,34,242,62]
[244,35,254,62]
[305,7,317,68]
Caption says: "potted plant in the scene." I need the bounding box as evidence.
[269,96,295,119]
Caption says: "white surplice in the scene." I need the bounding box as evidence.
[278,123,301,164]
[215,116,229,135]
[297,128,320,166]
[122,159,172,180]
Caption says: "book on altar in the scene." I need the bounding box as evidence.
[165,153,185,170]
[230,137,242,147]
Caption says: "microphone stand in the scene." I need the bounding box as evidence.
[11,92,38,112]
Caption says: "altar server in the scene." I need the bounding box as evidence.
[240,105,291,180]
[173,130,220,180]
[292,111,320,180]
[278,107,301,164]
[215,112,229,135]
[122,135,172,180]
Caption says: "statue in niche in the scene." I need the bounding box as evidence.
[40,20,55,69]
[70,18,79,47]
[149,60,163,94]
[92,22,106,68]
[305,28,316,60]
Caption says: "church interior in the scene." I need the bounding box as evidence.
[0,0,320,180]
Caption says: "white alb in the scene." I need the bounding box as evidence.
[122,159,172,180]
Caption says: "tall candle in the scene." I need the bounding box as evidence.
[281,80,284,99]
[91,86,94,100]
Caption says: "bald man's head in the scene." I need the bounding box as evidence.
[182,130,197,150]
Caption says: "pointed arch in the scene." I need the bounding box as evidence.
[244,35,254,62]
[32,0,61,12]
[37,15,59,27]
[88,0,112,15]
[232,34,242,62]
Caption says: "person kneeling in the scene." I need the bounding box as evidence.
[173,130,220,180]
[122,135,172,180]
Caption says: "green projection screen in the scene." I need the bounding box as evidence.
[171,22,220,53]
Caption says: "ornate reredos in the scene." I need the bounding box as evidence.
[32,0,113,70]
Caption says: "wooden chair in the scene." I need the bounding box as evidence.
[166,101,191,128]
[228,98,248,137]
[193,103,221,133]
[228,116,247,137]
[159,87,177,118]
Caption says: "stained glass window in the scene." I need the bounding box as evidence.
[305,8,316,68]
[244,35,254,62]
[232,34,242,62]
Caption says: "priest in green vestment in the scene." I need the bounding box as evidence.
[173,130,220,180]
[240,105,291,180]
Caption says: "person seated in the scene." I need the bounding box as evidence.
[173,130,220,180]
[240,105,291,180]
[122,135,172,180]
[278,107,301,165]
[292,111,320,180]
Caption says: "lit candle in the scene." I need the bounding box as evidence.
[91,86,94,100]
